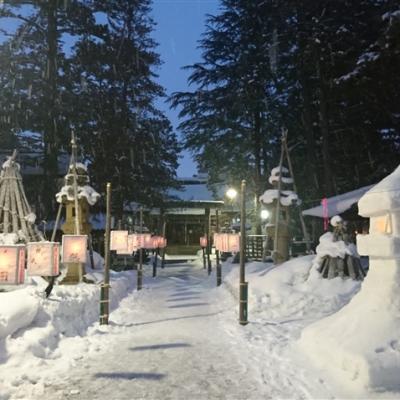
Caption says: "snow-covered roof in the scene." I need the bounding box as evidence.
[302,185,374,218]
[167,183,223,203]
[358,166,400,217]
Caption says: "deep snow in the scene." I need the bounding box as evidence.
[0,255,399,399]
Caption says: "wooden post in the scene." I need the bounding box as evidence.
[239,180,248,325]
[216,208,222,286]
[283,136,311,252]
[137,206,143,290]
[205,207,212,275]
[100,183,111,325]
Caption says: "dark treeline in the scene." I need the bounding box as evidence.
[0,0,180,220]
[171,0,400,223]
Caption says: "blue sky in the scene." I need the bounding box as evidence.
[150,0,220,177]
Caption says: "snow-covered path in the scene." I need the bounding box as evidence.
[37,263,270,400]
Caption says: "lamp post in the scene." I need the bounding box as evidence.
[215,208,222,286]
[239,179,248,325]
[138,206,143,290]
[100,182,112,325]
[205,207,212,275]
[200,235,207,269]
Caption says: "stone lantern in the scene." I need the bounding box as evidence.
[56,163,100,283]
[260,166,299,263]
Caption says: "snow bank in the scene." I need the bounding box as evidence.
[299,261,400,392]
[222,256,360,321]
[0,270,135,399]
[0,289,39,340]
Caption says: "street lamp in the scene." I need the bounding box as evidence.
[226,188,238,200]
[261,209,270,220]
[239,180,248,325]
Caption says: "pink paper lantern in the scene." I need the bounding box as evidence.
[141,234,153,249]
[0,245,25,285]
[127,234,139,253]
[110,230,129,252]
[228,234,240,252]
[62,235,88,263]
[27,242,60,277]
[158,237,167,249]
[200,236,208,248]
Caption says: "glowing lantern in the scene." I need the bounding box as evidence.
[141,234,153,249]
[0,245,25,285]
[62,235,87,263]
[371,214,392,234]
[200,236,208,248]
[27,242,60,276]
[228,234,240,252]
[110,230,129,252]
[158,237,167,249]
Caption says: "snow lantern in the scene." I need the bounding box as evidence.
[158,237,167,249]
[110,230,129,253]
[27,242,60,277]
[62,235,87,264]
[200,236,208,248]
[0,245,25,285]
[299,166,400,391]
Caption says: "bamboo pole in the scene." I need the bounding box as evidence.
[3,172,10,233]
[71,132,80,235]
[216,208,222,286]
[100,182,112,325]
[9,168,19,233]
[273,130,286,264]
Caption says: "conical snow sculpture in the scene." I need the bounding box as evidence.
[313,215,365,280]
[300,165,400,392]
[0,150,41,244]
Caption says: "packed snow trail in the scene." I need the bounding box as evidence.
[9,261,354,400]
[34,263,269,399]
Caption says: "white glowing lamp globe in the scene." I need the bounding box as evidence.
[0,245,25,285]
[27,242,60,276]
[62,235,88,263]
[261,209,270,220]
[226,188,238,200]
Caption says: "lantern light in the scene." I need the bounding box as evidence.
[62,235,88,264]
[27,242,60,277]
[110,230,129,252]
[261,209,270,220]
[213,233,240,253]
[226,188,238,200]
[0,245,25,285]
[200,236,208,248]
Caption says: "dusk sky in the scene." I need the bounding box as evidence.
[151,0,220,177]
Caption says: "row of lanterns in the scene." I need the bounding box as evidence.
[0,231,168,286]
[0,235,88,285]
[110,230,167,255]
[200,233,241,253]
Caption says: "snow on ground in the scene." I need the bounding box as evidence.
[0,254,399,399]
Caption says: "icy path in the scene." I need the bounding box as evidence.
[31,262,338,400]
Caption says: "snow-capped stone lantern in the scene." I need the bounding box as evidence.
[56,162,100,283]
[259,166,299,264]
[56,163,100,236]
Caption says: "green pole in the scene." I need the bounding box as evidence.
[100,182,111,325]
[137,206,143,290]
[205,207,212,275]
[216,208,222,286]
[239,180,248,325]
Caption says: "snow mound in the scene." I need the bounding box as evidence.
[313,232,358,264]
[223,256,360,321]
[0,289,39,340]
[299,262,400,392]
